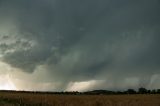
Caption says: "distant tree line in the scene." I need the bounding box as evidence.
[83,88,160,95]
[0,88,160,95]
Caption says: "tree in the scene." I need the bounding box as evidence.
[151,89,156,94]
[147,90,151,94]
[138,87,147,94]
[157,89,160,94]
[126,89,136,94]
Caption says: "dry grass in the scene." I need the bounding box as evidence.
[0,92,160,106]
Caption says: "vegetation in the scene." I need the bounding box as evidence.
[0,88,160,106]
[84,88,160,95]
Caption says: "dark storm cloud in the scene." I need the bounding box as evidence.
[0,0,160,90]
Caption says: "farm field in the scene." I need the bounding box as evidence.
[0,91,160,106]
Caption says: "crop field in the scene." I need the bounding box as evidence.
[0,91,160,106]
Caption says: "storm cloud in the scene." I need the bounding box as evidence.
[0,0,160,91]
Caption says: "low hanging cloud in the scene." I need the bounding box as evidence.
[0,0,160,91]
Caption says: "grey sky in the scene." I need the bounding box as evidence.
[0,0,160,91]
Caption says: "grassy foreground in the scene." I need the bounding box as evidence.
[0,91,160,106]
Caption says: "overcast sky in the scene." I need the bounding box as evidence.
[0,0,160,91]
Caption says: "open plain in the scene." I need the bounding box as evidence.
[0,91,160,106]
